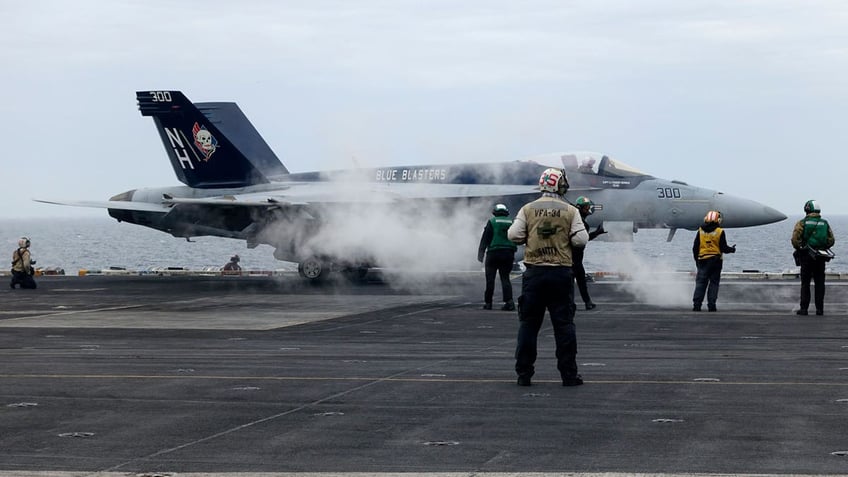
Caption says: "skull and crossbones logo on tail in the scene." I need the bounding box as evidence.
[192,122,219,161]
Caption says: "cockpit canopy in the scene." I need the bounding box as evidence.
[526,151,649,179]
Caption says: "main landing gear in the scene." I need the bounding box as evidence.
[297,256,370,283]
[297,256,327,281]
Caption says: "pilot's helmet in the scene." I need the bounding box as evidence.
[492,204,509,216]
[575,196,594,215]
[17,237,30,248]
[803,199,820,214]
[703,210,722,225]
[539,168,569,195]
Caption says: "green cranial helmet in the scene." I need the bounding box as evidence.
[492,203,509,216]
[804,199,820,214]
[575,196,594,215]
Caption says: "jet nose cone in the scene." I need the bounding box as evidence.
[712,193,786,227]
[761,205,788,224]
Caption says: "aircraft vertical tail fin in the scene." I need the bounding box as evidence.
[136,90,269,188]
[194,101,289,177]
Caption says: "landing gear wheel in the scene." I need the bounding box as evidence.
[298,257,327,281]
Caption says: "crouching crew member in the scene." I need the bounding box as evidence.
[508,168,589,387]
[478,203,518,311]
[692,210,735,312]
[223,254,242,271]
[10,236,37,289]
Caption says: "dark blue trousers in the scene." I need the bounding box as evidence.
[484,249,514,304]
[799,256,826,312]
[693,257,723,308]
[572,246,592,305]
[10,270,36,289]
[515,266,577,380]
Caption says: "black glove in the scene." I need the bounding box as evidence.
[596,225,606,235]
[729,245,736,253]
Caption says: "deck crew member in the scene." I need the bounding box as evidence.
[10,236,37,289]
[223,254,242,272]
[791,200,835,316]
[478,203,517,311]
[508,168,589,387]
[692,210,736,312]
[572,196,606,310]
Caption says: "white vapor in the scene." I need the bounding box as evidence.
[603,245,693,307]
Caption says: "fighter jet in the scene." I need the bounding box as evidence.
[37,90,786,280]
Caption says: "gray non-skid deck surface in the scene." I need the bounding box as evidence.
[1,275,847,475]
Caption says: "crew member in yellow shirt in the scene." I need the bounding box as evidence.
[692,211,735,312]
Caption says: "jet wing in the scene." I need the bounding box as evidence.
[161,196,309,207]
[157,182,548,208]
[226,182,547,205]
[34,199,171,213]
[278,182,597,201]
[36,182,596,213]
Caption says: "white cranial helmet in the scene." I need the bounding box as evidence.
[492,203,509,216]
[539,168,569,195]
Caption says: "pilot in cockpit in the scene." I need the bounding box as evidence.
[578,158,596,174]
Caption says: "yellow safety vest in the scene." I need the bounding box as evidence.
[697,227,723,260]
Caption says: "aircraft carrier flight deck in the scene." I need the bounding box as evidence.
[2,273,848,476]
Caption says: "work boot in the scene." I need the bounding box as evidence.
[708,305,717,312]
[816,309,824,316]
[501,301,515,311]
[562,375,584,386]
[482,303,492,310]
[585,302,596,311]
[517,376,532,386]
[693,304,701,312]
[796,309,808,316]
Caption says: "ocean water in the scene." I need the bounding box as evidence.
[587,214,848,275]
[1,215,846,275]
[1,217,281,274]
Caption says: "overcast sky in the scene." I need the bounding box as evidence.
[2,0,846,220]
